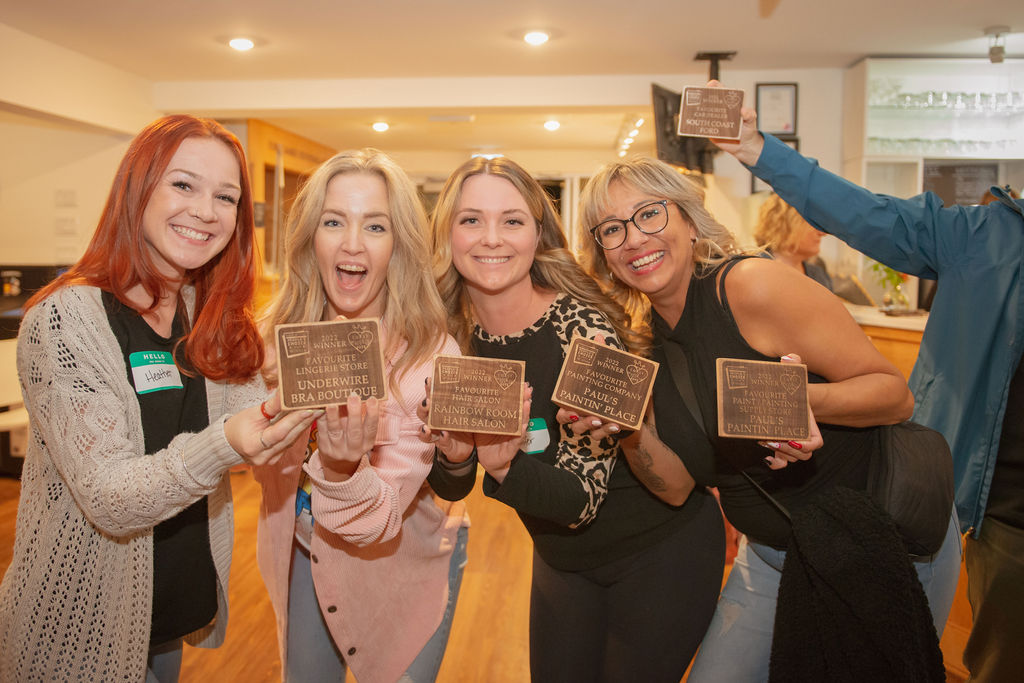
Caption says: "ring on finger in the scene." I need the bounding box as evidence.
[260,401,274,421]
[259,430,270,450]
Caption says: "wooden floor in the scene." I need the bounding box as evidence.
[0,471,969,682]
[0,470,532,682]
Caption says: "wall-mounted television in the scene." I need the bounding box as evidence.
[651,83,716,174]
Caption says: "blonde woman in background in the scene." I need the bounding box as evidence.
[254,149,466,683]
[754,193,833,290]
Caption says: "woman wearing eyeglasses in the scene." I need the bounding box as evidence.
[421,155,725,682]
[575,156,959,682]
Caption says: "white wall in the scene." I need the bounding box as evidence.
[0,113,130,264]
[0,20,847,264]
[700,68,844,249]
[0,23,155,264]
[0,24,157,135]
[395,69,846,245]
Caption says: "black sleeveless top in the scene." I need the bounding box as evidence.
[652,258,874,548]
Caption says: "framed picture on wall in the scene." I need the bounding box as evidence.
[755,83,798,136]
[752,137,799,194]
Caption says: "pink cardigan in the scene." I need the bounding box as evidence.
[254,335,467,683]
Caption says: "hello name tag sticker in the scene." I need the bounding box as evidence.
[677,86,745,140]
[428,355,526,436]
[129,351,183,394]
[716,358,809,440]
[551,337,658,431]
[275,318,387,410]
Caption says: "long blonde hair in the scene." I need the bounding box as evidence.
[430,156,647,354]
[754,193,812,255]
[261,149,447,391]
[578,156,741,326]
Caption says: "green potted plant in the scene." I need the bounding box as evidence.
[870,261,910,311]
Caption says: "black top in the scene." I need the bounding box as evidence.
[986,357,1024,528]
[653,258,873,548]
[428,294,711,571]
[104,292,217,646]
[803,258,834,291]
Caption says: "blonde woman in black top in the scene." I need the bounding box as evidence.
[575,155,961,682]
[422,156,725,682]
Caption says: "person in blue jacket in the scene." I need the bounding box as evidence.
[712,80,1024,682]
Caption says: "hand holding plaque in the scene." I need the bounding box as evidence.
[552,337,659,431]
[677,86,745,141]
[275,318,387,410]
[427,355,526,436]
[716,358,809,440]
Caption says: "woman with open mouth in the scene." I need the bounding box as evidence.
[255,148,467,683]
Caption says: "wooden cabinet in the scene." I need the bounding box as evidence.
[859,323,922,380]
[845,303,925,380]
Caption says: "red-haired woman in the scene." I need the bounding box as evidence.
[0,115,320,683]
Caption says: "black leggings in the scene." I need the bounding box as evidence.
[528,491,725,683]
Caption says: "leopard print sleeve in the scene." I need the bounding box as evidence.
[548,295,624,528]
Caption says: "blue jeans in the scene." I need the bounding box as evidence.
[687,509,962,683]
[285,526,468,683]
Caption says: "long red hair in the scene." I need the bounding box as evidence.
[26,114,264,382]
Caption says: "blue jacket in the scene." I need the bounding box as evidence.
[750,133,1024,534]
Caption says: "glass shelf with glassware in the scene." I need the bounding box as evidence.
[862,61,1024,160]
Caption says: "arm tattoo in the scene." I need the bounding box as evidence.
[629,441,668,492]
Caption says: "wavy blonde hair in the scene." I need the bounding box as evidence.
[430,156,647,354]
[754,193,813,255]
[577,156,742,326]
[261,149,447,392]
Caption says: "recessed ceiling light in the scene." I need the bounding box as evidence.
[524,31,549,46]
[629,129,640,137]
[372,122,389,132]
[228,37,255,51]
[634,118,645,127]
[544,120,560,131]
[618,150,627,157]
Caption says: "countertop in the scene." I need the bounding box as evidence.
[843,303,929,332]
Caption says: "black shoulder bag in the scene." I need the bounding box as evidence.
[661,340,953,556]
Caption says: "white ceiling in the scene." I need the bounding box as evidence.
[4,0,1024,154]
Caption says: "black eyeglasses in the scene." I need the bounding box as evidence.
[590,200,670,250]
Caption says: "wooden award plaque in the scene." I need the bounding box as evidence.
[716,358,809,440]
[428,355,526,436]
[677,86,745,140]
[275,318,387,410]
[551,337,659,431]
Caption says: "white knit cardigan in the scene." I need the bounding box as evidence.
[0,285,265,682]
